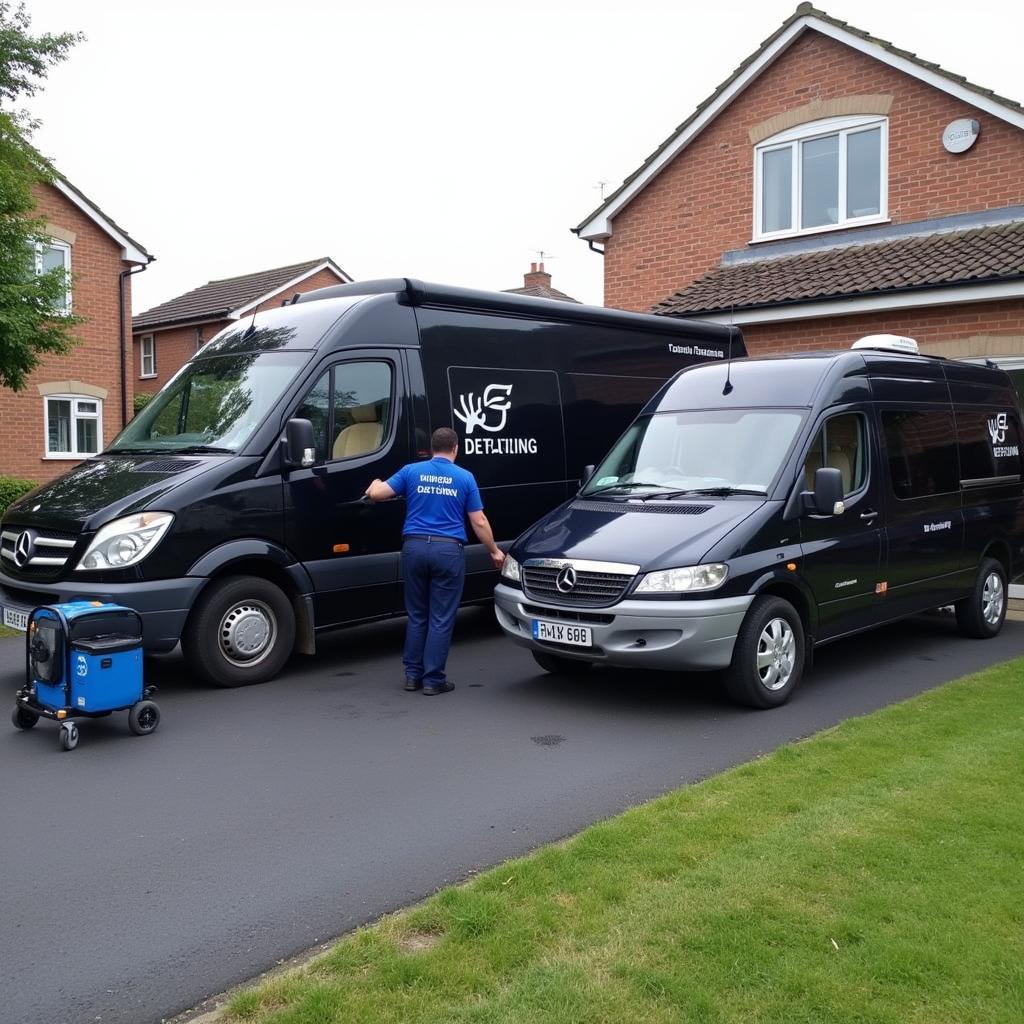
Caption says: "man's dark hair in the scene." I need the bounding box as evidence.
[431,427,459,453]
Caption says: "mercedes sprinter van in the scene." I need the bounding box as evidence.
[0,279,742,686]
[495,335,1024,707]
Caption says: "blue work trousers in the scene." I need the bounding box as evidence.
[401,537,466,687]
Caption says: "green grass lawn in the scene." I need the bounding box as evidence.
[0,626,20,638]
[227,659,1024,1024]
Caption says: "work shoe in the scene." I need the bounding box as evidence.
[404,677,422,691]
[422,681,455,696]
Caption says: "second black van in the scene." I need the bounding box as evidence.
[0,279,742,686]
[495,335,1024,707]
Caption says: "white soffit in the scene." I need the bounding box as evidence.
[53,179,150,264]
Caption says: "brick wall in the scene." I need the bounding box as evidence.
[739,299,1024,356]
[603,29,1024,313]
[0,182,137,484]
[133,267,347,394]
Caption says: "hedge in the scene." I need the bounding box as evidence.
[0,476,37,515]
[133,391,155,414]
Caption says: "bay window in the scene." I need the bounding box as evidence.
[754,116,887,240]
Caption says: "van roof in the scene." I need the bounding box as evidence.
[289,278,744,345]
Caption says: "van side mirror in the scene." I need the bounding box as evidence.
[802,466,845,516]
[582,464,596,485]
[282,418,316,470]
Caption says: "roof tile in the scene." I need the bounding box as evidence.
[133,258,338,329]
[653,222,1024,315]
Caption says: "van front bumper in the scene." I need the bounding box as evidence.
[494,584,752,671]
[0,569,204,654]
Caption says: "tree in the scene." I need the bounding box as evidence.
[0,2,82,391]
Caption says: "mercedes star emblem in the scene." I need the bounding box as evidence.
[555,564,577,593]
[13,530,33,568]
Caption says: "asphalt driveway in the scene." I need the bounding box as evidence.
[2,609,1021,1024]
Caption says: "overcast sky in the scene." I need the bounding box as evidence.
[24,0,1024,314]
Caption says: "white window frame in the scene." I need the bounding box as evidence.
[35,238,73,313]
[753,115,889,242]
[43,394,103,460]
[140,334,157,378]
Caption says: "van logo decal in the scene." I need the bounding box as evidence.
[988,411,1019,458]
[923,520,952,533]
[555,565,578,593]
[988,412,1007,445]
[454,384,513,435]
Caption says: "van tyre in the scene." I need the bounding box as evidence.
[725,595,805,709]
[532,650,594,675]
[955,558,1007,639]
[183,576,295,687]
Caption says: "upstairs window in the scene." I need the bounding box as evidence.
[35,239,72,312]
[754,116,887,240]
[140,335,156,378]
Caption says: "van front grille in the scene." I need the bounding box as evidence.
[1,526,77,580]
[521,604,615,625]
[522,559,636,608]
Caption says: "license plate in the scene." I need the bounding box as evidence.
[532,619,592,647]
[3,607,28,631]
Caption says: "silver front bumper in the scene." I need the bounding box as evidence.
[494,584,753,671]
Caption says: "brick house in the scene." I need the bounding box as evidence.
[132,257,352,394]
[503,262,580,302]
[574,4,1024,376]
[0,177,152,483]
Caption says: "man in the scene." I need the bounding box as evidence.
[365,427,504,695]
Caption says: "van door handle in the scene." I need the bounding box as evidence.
[859,509,878,522]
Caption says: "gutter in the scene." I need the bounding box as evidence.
[119,259,154,427]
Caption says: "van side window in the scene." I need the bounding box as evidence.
[331,362,392,460]
[803,413,866,496]
[882,409,958,499]
[955,408,1023,483]
[295,372,331,462]
[293,362,394,464]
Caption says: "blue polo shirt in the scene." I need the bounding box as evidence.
[386,456,484,542]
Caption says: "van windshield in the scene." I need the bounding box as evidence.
[583,409,805,496]
[109,351,306,453]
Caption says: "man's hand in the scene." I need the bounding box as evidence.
[365,479,397,502]
[490,548,506,570]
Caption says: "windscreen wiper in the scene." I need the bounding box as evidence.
[650,486,767,498]
[583,482,675,496]
[176,444,235,454]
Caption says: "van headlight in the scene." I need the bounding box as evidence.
[634,563,728,594]
[500,553,522,584]
[76,512,174,571]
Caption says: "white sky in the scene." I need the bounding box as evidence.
[24,0,1024,314]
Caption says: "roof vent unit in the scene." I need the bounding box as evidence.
[851,334,919,355]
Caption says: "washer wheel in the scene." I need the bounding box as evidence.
[129,700,161,736]
[59,721,79,751]
[12,707,39,730]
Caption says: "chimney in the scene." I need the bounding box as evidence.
[524,261,551,291]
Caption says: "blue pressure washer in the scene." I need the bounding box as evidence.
[11,601,160,751]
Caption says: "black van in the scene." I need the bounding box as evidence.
[0,279,742,686]
[495,335,1024,707]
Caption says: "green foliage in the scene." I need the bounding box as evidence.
[226,660,1024,1023]
[0,473,35,513]
[0,2,83,392]
[133,390,155,415]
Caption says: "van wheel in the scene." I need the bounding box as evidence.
[532,650,593,675]
[725,595,805,709]
[183,576,295,687]
[955,558,1007,639]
